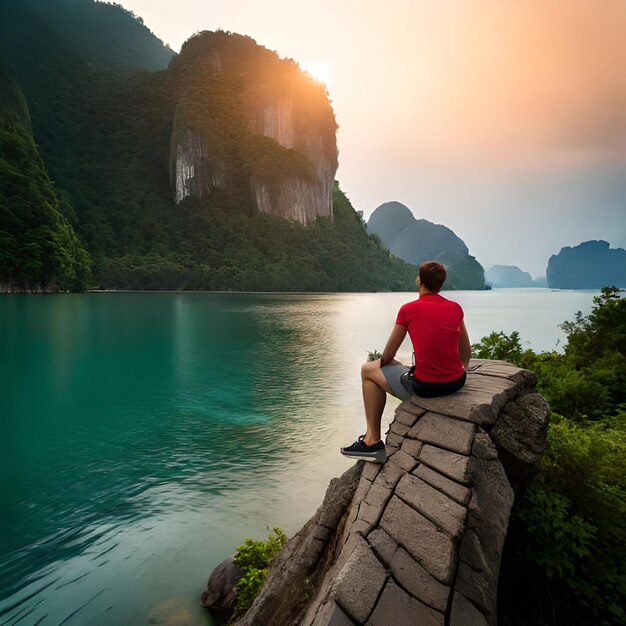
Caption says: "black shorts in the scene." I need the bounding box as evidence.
[403,370,466,398]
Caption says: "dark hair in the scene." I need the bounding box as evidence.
[418,261,447,292]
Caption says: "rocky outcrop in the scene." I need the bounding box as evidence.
[169,31,338,224]
[546,240,626,289]
[367,203,485,290]
[367,201,416,249]
[219,359,549,625]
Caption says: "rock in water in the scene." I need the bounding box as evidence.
[485,265,534,288]
[200,556,243,613]
[546,240,626,289]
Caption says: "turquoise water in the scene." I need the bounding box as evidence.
[0,289,599,625]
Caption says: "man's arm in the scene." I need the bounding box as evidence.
[380,324,408,366]
[458,320,471,370]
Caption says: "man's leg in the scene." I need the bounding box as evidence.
[361,359,395,446]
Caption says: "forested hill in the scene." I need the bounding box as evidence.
[0,0,174,76]
[0,0,419,292]
[0,67,90,290]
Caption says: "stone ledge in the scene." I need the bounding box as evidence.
[216,360,550,626]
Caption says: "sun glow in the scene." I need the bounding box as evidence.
[301,60,332,86]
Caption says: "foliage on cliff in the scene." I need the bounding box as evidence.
[96,183,419,291]
[0,69,90,291]
[0,0,173,76]
[230,528,287,623]
[474,287,626,625]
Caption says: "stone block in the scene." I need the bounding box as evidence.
[419,445,471,485]
[491,392,550,465]
[399,438,422,459]
[395,474,466,538]
[390,420,411,437]
[413,464,472,506]
[364,481,392,507]
[367,528,398,566]
[463,451,514,623]
[408,412,476,454]
[458,528,490,574]
[385,431,404,448]
[403,371,518,425]
[389,547,450,612]
[472,432,498,460]
[333,531,364,576]
[455,562,491,616]
[469,359,537,387]
[357,499,386,525]
[333,536,387,623]
[373,461,405,490]
[449,592,488,626]
[353,475,373,503]
[348,518,373,537]
[380,496,456,584]
[395,408,422,427]
[366,580,444,626]
[387,449,417,472]
[312,601,355,626]
[397,401,426,417]
[361,461,381,482]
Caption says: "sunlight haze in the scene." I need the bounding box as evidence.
[119,0,626,276]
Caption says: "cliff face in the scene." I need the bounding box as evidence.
[169,31,338,224]
[547,240,626,289]
[367,203,485,290]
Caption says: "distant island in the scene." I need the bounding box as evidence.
[486,265,534,288]
[547,240,626,289]
[367,201,485,290]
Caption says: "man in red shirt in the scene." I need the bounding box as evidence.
[341,261,471,463]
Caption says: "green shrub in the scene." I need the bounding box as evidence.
[230,527,287,623]
[516,488,595,581]
[514,415,626,623]
[471,330,523,364]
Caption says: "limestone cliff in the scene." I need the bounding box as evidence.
[204,359,550,625]
[168,31,338,224]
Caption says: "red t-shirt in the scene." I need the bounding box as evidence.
[396,293,465,383]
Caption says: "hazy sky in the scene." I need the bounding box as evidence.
[119,0,625,276]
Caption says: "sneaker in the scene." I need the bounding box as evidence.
[340,435,387,463]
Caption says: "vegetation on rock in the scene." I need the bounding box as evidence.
[230,527,287,623]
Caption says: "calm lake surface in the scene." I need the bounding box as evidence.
[0,288,599,625]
